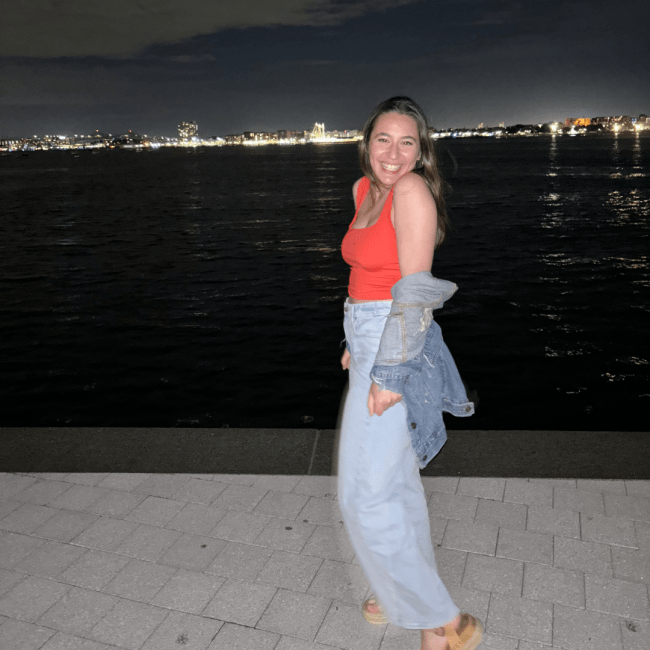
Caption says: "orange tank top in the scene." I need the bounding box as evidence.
[341,177,401,300]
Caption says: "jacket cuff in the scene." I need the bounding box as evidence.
[370,365,407,395]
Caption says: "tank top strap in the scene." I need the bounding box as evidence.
[379,187,394,225]
[355,177,371,207]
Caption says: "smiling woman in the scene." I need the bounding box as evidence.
[338,97,482,650]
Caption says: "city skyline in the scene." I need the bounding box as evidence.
[1,1,648,138]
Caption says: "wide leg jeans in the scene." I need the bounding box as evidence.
[338,299,459,629]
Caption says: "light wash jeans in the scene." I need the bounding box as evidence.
[338,299,459,629]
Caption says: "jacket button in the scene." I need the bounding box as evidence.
[410,422,417,429]
[422,455,428,462]
[465,405,472,413]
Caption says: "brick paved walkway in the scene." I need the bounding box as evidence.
[1,473,648,650]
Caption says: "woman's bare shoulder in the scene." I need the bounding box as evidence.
[352,176,367,206]
[393,172,428,196]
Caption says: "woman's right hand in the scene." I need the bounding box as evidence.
[341,348,351,370]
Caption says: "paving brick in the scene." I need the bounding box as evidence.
[635,522,650,553]
[140,610,223,650]
[253,475,303,493]
[71,516,139,552]
[527,505,580,538]
[553,486,605,515]
[523,561,585,607]
[41,633,111,649]
[59,549,130,590]
[625,481,650,498]
[212,484,268,512]
[90,599,168,650]
[36,586,118,636]
[0,503,58,533]
[0,568,24,597]
[427,492,478,522]
[307,558,369,604]
[503,479,553,507]
[206,541,274,581]
[253,490,311,521]
[256,589,331,641]
[612,545,650,584]
[315,600,384,650]
[86,490,147,519]
[0,617,56,650]
[576,479,627,495]
[209,510,271,544]
[256,549,323,592]
[585,574,650,620]
[581,513,638,548]
[298,497,344,526]
[33,510,99,542]
[421,476,459,495]
[605,494,650,523]
[301,524,354,562]
[553,535,613,576]
[477,631,519,650]
[445,583,491,623]
[202,579,277,626]
[434,546,467,585]
[554,604,623,650]
[115,524,182,561]
[104,558,177,602]
[429,516,448,545]
[165,503,228,536]
[211,474,257,486]
[0,499,20,520]
[474,498,527,531]
[0,576,70,622]
[63,474,110,487]
[495,528,553,565]
[275,637,337,650]
[254,516,316,552]
[442,520,499,556]
[96,473,150,492]
[171,478,228,505]
[132,475,191,498]
[208,622,280,650]
[151,569,225,614]
[47,485,107,512]
[14,540,85,579]
[292,476,338,499]
[124,496,186,527]
[486,593,552,644]
[620,617,650,650]
[457,478,506,501]
[158,532,226,572]
[462,554,523,596]
[0,531,45,569]
[0,475,37,499]
[13,479,72,506]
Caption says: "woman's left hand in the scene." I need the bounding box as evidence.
[368,382,402,416]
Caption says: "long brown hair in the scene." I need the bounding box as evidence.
[359,96,450,247]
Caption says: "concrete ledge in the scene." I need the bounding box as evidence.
[1,427,648,478]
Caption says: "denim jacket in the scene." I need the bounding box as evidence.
[370,272,474,469]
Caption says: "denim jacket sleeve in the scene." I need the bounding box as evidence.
[370,271,458,394]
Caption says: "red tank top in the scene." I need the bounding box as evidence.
[341,177,401,300]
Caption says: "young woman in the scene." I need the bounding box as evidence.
[339,97,482,650]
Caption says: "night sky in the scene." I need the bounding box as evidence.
[2,0,648,138]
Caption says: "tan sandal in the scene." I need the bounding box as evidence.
[361,597,388,624]
[434,613,483,650]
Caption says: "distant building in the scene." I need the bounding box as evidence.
[565,117,591,127]
[178,121,198,141]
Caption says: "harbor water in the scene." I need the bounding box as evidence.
[1,133,648,431]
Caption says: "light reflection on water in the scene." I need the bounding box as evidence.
[0,135,648,431]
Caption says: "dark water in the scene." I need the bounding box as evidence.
[1,134,648,432]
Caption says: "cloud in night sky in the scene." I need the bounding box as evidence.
[1,0,418,57]
[1,0,648,137]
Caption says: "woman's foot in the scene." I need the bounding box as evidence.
[361,598,388,624]
[421,613,483,650]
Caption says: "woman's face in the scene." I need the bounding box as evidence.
[368,112,420,187]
